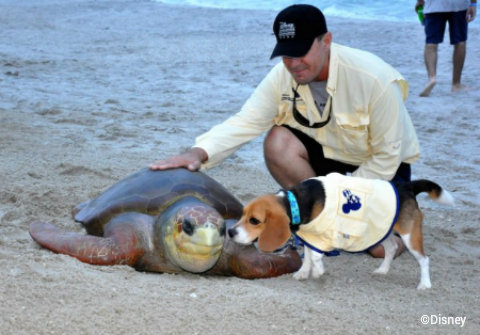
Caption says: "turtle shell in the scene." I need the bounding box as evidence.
[74,168,243,236]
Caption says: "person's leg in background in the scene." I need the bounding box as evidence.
[420,13,447,97]
[449,10,469,92]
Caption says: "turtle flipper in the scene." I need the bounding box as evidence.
[212,221,302,278]
[229,245,302,279]
[29,221,144,266]
[71,199,90,218]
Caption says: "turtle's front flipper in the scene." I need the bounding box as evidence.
[71,199,90,218]
[228,244,303,279]
[29,221,144,266]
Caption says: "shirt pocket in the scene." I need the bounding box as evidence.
[333,109,369,156]
[334,220,368,250]
[276,96,312,127]
[275,95,293,125]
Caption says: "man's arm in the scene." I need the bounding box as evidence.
[467,1,476,23]
[415,0,425,12]
[149,64,283,171]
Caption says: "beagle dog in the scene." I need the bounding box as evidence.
[228,173,454,289]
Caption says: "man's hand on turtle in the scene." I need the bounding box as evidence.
[149,147,208,171]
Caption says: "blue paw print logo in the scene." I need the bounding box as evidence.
[342,189,362,214]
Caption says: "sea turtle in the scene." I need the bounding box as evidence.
[29,168,301,278]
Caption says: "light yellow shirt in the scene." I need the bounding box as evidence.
[295,173,398,253]
[194,43,420,180]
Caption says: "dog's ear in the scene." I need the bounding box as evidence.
[257,209,291,253]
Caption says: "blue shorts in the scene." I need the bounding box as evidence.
[424,11,468,45]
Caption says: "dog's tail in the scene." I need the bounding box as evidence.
[410,180,455,205]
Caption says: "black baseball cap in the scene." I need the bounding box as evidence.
[270,4,328,59]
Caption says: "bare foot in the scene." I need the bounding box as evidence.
[451,83,468,92]
[419,79,436,97]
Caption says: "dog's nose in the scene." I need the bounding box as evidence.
[227,228,237,239]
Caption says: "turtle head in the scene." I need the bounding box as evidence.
[157,198,225,273]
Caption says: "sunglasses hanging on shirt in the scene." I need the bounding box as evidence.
[292,85,331,129]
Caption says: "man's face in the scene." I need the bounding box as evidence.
[282,32,331,84]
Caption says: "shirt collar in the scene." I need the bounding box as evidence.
[325,42,338,96]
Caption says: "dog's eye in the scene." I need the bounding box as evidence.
[249,217,261,225]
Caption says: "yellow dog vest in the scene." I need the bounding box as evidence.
[295,173,399,253]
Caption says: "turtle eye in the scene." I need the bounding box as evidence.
[249,217,261,226]
[219,222,226,236]
[182,218,195,236]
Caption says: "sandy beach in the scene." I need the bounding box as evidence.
[1,0,479,334]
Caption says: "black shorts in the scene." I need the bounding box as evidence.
[424,11,468,45]
[284,125,411,183]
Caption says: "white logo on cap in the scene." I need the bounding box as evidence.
[278,21,295,39]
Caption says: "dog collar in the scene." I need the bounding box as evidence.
[286,191,301,225]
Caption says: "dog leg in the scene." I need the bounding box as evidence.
[373,234,397,275]
[293,246,313,280]
[310,249,324,279]
[401,233,431,289]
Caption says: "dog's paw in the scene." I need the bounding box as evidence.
[293,269,310,281]
[417,281,432,290]
[311,265,324,279]
[372,267,389,275]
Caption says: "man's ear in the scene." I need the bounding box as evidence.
[257,210,291,253]
[322,31,332,45]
